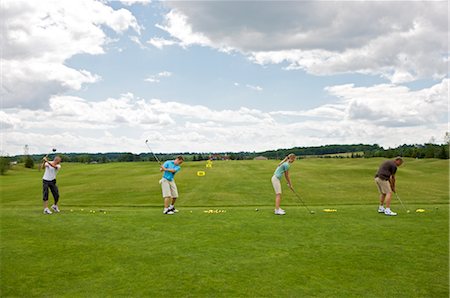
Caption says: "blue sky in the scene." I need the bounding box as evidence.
[1,0,448,155]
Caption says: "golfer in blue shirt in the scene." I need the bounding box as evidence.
[160,156,184,215]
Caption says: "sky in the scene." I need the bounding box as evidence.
[1,0,449,155]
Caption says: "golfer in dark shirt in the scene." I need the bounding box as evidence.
[374,157,403,216]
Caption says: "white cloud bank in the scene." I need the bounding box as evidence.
[1,0,141,109]
[158,1,448,83]
[144,71,172,83]
[2,79,447,155]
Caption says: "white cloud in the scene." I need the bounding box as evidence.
[147,37,177,49]
[130,35,146,49]
[119,0,151,6]
[155,10,214,48]
[159,2,448,83]
[144,71,172,83]
[246,84,263,92]
[1,0,141,109]
[1,79,447,155]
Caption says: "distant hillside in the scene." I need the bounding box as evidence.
[7,143,449,163]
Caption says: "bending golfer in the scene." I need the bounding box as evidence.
[42,156,62,214]
[375,157,404,216]
[271,153,296,215]
[160,156,184,215]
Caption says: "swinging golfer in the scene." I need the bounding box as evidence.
[375,157,403,216]
[42,156,62,214]
[271,153,296,215]
[160,156,184,215]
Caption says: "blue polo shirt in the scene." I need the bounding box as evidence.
[162,160,181,181]
[273,162,290,179]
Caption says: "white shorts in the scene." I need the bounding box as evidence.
[271,175,282,194]
[160,178,179,198]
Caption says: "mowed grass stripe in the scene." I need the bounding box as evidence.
[2,158,447,207]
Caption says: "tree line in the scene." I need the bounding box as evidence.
[1,142,448,175]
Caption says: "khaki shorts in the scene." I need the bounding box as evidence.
[160,178,179,198]
[272,175,282,194]
[375,177,392,195]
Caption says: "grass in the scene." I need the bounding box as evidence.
[0,158,448,297]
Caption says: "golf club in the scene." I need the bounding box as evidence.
[289,186,315,214]
[39,148,57,171]
[145,140,161,165]
[394,192,410,213]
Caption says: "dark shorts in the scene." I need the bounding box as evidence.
[43,179,59,202]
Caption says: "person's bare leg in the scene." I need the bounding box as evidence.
[385,192,392,208]
[275,194,282,209]
[43,201,48,209]
[171,198,177,206]
[379,194,386,207]
[164,197,171,209]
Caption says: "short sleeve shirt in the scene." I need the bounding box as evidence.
[43,163,61,181]
[375,160,397,180]
[162,160,181,181]
[273,162,290,179]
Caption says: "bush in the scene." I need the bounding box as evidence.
[0,156,10,175]
[24,156,34,169]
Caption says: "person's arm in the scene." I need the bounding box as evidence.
[46,161,59,169]
[160,163,177,173]
[41,157,48,169]
[389,175,396,193]
[285,170,293,189]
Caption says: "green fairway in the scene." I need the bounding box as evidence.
[1,159,448,297]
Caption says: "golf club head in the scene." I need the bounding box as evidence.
[52,148,57,152]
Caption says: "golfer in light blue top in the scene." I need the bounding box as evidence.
[159,155,184,215]
[271,153,296,215]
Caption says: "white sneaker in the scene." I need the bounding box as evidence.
[51,205,60,213]
[168,206,179,213]
[378,206,385,213]
[274,208,286,215]
[43,208,52,215]
[384,209,397,216]
[163,209,174,215]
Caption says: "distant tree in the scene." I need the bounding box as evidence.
[78,155,92,163]
[444,132,450,144]
[437,145,449,159]
[424,144,435,158]
[24,156,34,168]
[0,156,10,175]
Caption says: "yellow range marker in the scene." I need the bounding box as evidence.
[415,209,426,213]
[197,171,206,177]
[323,209,338,212]
[203,209,226,214]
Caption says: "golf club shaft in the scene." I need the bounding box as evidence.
[394,192,409,212]
[145,141,161,165]
[40,149,55,170]
[290,187,312,213]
